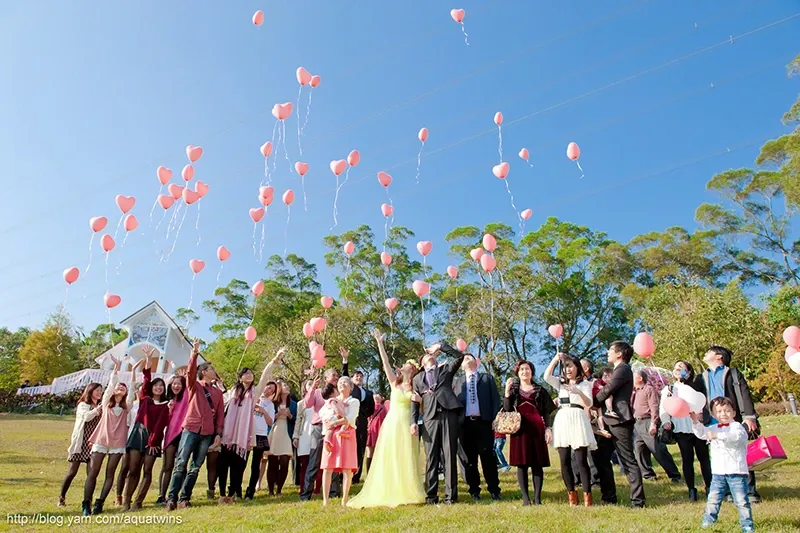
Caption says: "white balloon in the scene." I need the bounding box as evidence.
[676,383,706,413]
[789,352,800,374]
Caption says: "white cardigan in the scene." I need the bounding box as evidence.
[67,402,101,456]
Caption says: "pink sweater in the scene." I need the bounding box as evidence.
[89,373,133,449]
[164,391,189,448]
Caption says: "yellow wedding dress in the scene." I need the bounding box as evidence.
[347,385,426,508]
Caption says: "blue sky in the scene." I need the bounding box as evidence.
[1,1,798,339]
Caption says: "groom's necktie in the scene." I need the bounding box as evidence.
[426,368,435,389]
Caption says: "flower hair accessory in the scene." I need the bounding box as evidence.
[405,359,421,370]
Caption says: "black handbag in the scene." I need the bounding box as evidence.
[657,424,675,445]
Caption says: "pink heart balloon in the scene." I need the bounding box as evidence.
[158,194,175,209]
[633,332,655,358]
[259,194,274,207]
[90,216,108,233]
[447,266,458,279]
[310,317,327,333]
[194,180,209,197]
[294,162,309,176]
[245,326,257,343]
[492,162,510,179]
[494,111,503,126]
[168,184,184,199]
[310,75,321,88]
[470,248,484,262]
[260,186,275,198]
[381,252,392,266]
[418,127,429,143]
[115,195,136,214]
[282,189,295,205]
[518,148,529,161]
[416,241,432,257]
[482,234,497,252]
[182,189,200,205]
[663,396,690,418]
[104,293,121,309]
[567,142,580,161]
[521,209,532,220]
[272,102,293,120]
[302,322,314,338]
[260,141,273,158]
[189,259,205,274]
[186,145,203,163]
[156,166,172,185]
[124,214,139,232]
[783,326,800,349]
[381,203,394,217]
[217,246,231,261]
[321,296,333,309]
[344,241,355,255]
[347,150,360,167]
[296,66,312,86]
[450,8,465,23]
[785,346,799,363]
[548,324,563,339]
[385,297,398,311]
[101,234,115,252]
[330,160,347,176]
[252,280,264,296]
[456,338,467,352]
[480,254,497,273]
[63,267,80,285]
[182,164,194,182]
[253,10,264,26]
[377,171,393,187]
[249,207,265,223]
[412,280,430,298]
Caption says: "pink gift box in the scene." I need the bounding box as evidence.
[747,435,787,471]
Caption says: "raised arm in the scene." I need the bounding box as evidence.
[340,347,350,377]
[103,356,121,406]
[187,339,200,389]
[373,329,396,384]
[543,354,561,390]
[438,342,465,374]
[254,347,287,399]
[304,377,320,409]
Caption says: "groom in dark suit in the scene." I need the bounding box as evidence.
[593,341,646,508]
[453,351,501,500]
[411,341,465,504]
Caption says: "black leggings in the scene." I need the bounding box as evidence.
[267,455,291,494]
[84,452,123,504]
[218,447,249,498]
[558,447,591,494]
[246,444,268,495]
[675,432,712,492]
[516,465,544,505]
[158,443,179,499]
[60,461,90,500]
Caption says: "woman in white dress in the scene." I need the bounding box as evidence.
[544,352,597,507]
[292,380,318,495]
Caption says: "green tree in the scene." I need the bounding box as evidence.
[751,286,800,402]
[19,313,81,383]
[175,308,199,334]
[77,323,128,370]
[0,327,31,389]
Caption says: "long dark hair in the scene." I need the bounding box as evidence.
[273,379,291,408]
[232,367,255,406]
[146,378,167,402]
[167,375,187,402]
[676,360,696,385]
[78,383,102,407]
[107,381,128,410]
[559,353,585,384]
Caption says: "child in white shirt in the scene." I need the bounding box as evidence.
[691,397,754,533]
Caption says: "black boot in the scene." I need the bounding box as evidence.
[689,488,698,502]
[81,500,92,516]
[92,499,104,515]
[244,487,254,501]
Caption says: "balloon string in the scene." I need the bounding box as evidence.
[215,263,223,289]
[57,287,69,357]
[331,175,341,229]
[266,121,279,186]
[576,161,584,179]
[252,222,258,258]
[489,272,495,354]
[149,186,163,222]
[165,206,189,262]
[188,273,195,312]
[113,214,123,242]
[284,206,291,258]
[281,121,291,173]
[195,202,202,247]
[296,85,304,156]
[460,22,470,46]
[388,309,396,359]
[236,343,250,373]
[259,224,266,264]
[116,232,129,276]
[497,125,503,162]
[503,179,523,234]
[420,297,426,350]
[301,88,313,135]
[383,217,389,253]
[107,308,113,349]
[456,286,460,318]
[165,201,181,241]
[86,233,95,274]
[104,252,109,290]
[302,176,308,212]
[415,142,424,184]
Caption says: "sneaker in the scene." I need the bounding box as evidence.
[742,527,755,533]
[500,466,511,473]
[749,493,762,504]
[701,521,714,529]
[438,474,444,481]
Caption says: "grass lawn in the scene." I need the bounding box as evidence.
[1,414,799,533]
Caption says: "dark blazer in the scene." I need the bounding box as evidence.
[693,366,757,426]
[411,341,465,421]
[453,372,501,423]
[594,362,635,425]
[341,361,376,421]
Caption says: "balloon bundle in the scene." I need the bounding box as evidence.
[294,67,321,155]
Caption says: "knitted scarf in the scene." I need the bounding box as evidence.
[222,389,255,459]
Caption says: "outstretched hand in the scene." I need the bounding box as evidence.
[372,328,385,343]
[192,338,201,355]
[339,347,349,361]
[425,343,441,356]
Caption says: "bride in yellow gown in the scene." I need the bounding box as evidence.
[347,329,426,508]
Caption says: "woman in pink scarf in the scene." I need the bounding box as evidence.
[217,347,286,503]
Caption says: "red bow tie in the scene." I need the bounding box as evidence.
[717,423,729,428]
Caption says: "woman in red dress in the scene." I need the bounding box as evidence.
[503,360,554,506]
[365,394,389,475]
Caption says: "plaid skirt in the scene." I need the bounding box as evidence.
[68,416,100,463]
